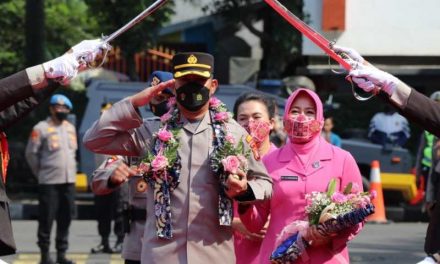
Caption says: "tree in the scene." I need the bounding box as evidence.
[85,0,175,80]
[199,0,304,79]
[44,0,98,58]
[25,0,45,67]
[0,1,26,77]
[0,0,98,77]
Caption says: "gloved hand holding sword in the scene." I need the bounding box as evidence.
[264,0,401,100]
[43,0,168,85]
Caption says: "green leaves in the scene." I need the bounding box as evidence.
[326,178,337,197]
[45,0,98,58]
[0,1,25,77]
[343,182,353,195]
[327,178,353,196]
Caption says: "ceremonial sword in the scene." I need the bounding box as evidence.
[79,0,169,66]
[264,0,375,100]
[103,0,168,43]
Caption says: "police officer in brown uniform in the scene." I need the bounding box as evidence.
[25,94,77,264]
[92,156,145,264]
[91,71,174,264]
[0,39,108,258]
[90,103,125,255]
[83,52,273,264]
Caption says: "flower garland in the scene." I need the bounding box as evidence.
[140,96,247,239]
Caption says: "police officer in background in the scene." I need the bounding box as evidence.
[91,71,173,264]
[90,103,125,254]
[25,94,77,264]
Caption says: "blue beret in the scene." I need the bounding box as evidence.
[148,71,173,95]
[50,94,73,110]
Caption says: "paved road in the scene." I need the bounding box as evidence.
[0,220,428,263]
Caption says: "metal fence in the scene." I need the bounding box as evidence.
[102,46,175,81]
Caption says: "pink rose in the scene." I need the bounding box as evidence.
[157,129,173,142]
[221,155,241,174]
[331,192,348,204]
[351,182,360,193]
[167,97,176,108]
[151,154,168,171]
[138,162,150,174]
[160,112,173,123]
[355,196,371,208]
[224,134,235,144]
[209,97,222,108]
[346,193,357,202]
[214,112,229,122]
[237,154,248,168]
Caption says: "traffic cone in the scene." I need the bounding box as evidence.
[367,160,388,223]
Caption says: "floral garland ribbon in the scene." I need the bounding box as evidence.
[140,97,248,239]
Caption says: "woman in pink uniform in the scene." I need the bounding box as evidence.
[240,88,364,264]
[232,92,279,264]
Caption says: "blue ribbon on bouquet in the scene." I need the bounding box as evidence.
[270,204,375,263]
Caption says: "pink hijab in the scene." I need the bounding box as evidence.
[283,88,325,167]
[283,88,324,126]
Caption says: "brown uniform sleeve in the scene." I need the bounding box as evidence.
[83,99,153,156]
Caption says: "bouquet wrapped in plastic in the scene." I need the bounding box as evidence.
[270,179,376,263]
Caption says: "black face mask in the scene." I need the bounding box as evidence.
[150,101,169,117]
[55,112,68,121]
[176,82,210,112]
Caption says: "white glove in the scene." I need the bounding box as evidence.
[42,39,111,85]
[332,45,364,64]
[332,44,366,70]
[42,53,80,85]
[69,39,111,69]
[348,64,399,96]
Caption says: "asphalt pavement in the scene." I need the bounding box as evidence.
[0,220,428,264]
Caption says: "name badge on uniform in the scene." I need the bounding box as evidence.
[281,175,299,181]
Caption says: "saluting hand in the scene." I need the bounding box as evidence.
[225,169,248,198]
[130,79,175,107]
[109,161,137,185]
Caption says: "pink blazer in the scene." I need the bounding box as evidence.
[240,138,364,264]
[234,143,279,264]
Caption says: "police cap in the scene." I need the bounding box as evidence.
[148,71,174,95]
[172,52,214,79]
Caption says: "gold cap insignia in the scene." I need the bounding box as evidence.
[187,54,198,64]
[151,76,160,86]
[196,94,202,101]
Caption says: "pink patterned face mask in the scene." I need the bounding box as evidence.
[284,114,321,143]
[247,120,272,143]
